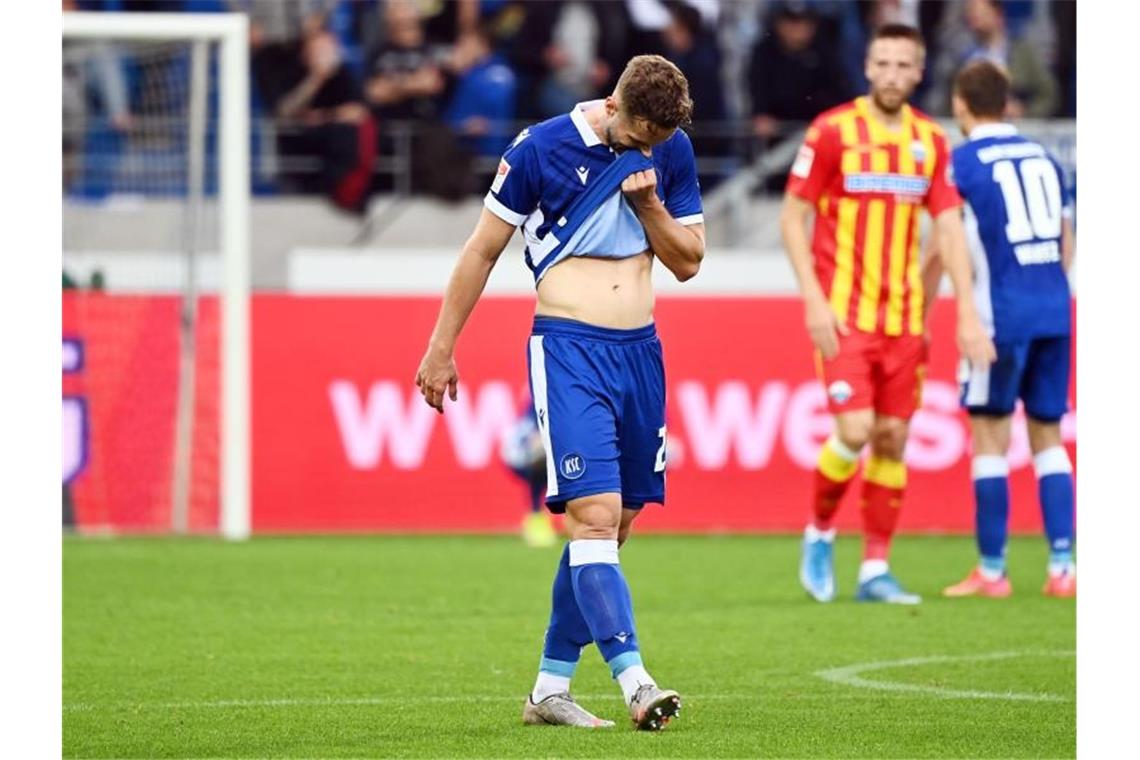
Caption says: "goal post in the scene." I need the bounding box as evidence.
[62,11,250,541]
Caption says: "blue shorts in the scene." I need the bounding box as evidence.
[960,334,1071,422]
[527,316,666,513]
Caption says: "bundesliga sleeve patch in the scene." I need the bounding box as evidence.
[490,159,511,194]
[791,145,815,179]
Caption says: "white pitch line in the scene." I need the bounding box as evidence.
[814,650,1075,702]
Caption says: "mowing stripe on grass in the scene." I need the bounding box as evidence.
[814,650,1075,702]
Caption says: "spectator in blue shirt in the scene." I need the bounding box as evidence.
[443,25,517,159]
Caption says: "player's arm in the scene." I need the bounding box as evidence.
[626,135,706,282]
[624,170,704,281]
[415,209,516,413]
[1056,160,1076,272]
[780,193,847,360]
[919,234,944,329]
[931,208,997,366]
[926,135,995,367]
[780,121,846,359]
[1061,217,1075,271]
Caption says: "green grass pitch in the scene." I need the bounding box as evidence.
[64,535,1074,758]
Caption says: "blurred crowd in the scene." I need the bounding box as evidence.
[64,0,1077,209]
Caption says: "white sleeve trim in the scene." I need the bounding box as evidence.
[483,192,527,227]
[674,213,704,226]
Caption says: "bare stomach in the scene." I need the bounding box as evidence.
[535,253,655,329]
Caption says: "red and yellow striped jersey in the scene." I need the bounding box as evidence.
[787,97,961,336]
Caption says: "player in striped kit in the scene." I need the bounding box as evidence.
[940,60,1076,599]
[781,24,996,604]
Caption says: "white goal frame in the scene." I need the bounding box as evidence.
[62,12,251,540]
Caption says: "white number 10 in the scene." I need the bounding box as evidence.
[992,157,1062,244]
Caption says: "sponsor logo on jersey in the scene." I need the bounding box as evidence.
[843,173,931,195]
[490,159,511,194]
[575,166,589,184]
[560,452,586,480]
[791,144,815,178]
[911,140,927,163]
[827,380,854,405]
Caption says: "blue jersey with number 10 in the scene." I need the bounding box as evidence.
[952,124,1072,341]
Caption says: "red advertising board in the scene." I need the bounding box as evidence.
[63,293,1076,534]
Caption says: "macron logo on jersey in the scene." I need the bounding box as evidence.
[575,166,589,185]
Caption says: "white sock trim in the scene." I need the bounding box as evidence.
[828,435,861,463]
[532,672,571,702]
[568,539,620,567]
[805,524,836,542]
[972,455,1010,480]
[859,559,889,583]
[616,665,655,705]
[1034,446,1072,478]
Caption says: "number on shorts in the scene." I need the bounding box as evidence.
[654,426,667,473]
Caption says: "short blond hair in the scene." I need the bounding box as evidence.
[615,55,693,129]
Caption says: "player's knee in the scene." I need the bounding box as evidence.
[1026,419,1063,454]
[835,415,873,452]
[871,420,908,460]
[566,497,621,540]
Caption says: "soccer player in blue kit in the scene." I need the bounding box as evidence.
[415,55,704,729]
[931,61,1077,599]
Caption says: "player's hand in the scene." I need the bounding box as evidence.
[414,347,459,414]
[957,309,997,368]
[621,168,659,211]
[805,294,848,360]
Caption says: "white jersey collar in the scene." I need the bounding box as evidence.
[969,122,1019,141]
[570,100,604,147]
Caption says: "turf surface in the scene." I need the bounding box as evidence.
[64,535,1075,758]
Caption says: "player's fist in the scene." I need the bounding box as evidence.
[621,168,658,211]
[957,309,997,368]
[805,293,848,360]
[415,347,459,414]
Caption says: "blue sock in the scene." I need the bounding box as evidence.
[1035,447,1075,570]
[539,544,593,677]
[568,539,641,678]
[973,456,1010,576]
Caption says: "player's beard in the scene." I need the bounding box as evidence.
[870,87,910,115]
[604,123,625,152]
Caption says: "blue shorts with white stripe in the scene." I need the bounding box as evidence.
[526,316,666,512]
[960,334,1071,422]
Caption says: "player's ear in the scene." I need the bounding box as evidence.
[604,95,619,117]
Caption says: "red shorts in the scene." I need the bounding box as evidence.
[816,330,927,419]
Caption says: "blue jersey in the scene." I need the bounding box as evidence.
[484,100,704,283]
[952,124,1073,340]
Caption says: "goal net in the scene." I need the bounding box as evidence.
[62,12,249,539]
